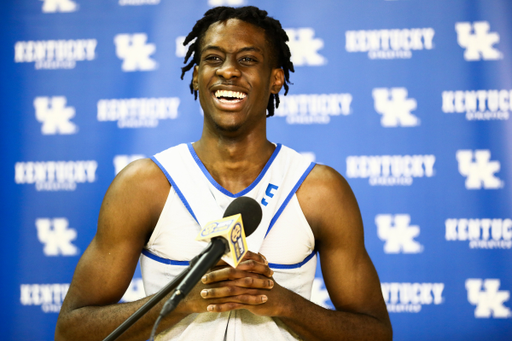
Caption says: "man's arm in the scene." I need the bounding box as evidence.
[201,164,392,341]
[55,159,183,341]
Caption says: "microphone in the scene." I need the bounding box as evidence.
[159,196,262,317]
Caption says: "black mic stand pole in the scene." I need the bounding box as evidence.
[102,252,201,341]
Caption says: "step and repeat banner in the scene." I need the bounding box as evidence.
[1,0,511,340]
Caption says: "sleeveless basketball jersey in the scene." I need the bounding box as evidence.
[140,143,317,341]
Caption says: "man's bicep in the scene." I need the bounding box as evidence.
[61,159,167,312]
[299,165,388,320]
[319,240,387,319]
[63,235,141,311]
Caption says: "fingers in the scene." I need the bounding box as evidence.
[201,277,274,298]
[205,295,268,312]
[202,253,273,284]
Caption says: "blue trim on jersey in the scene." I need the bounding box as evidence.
[265,161,316,237]
[142,249,190,266]
[268,250,317,269]
[142,248,315,269]
[150,156,199,224]
[187,143,282,198]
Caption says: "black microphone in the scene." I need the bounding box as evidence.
[159,196,262,317]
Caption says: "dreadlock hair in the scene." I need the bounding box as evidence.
[180,6,294,117]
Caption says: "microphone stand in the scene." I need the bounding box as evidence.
[102,253,200,341]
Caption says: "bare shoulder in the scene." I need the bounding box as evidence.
[97,157,170,243]
[296,164,363,246]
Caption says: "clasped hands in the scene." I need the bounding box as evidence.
[177,251,286,316]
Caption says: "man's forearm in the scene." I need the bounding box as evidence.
[278,293,392,341]
[55,297,188,341]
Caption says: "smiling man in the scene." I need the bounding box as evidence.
[55,6,392,341]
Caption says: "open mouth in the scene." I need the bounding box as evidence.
[214,90,247,103]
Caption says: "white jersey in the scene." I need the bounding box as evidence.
[140,143,317,341]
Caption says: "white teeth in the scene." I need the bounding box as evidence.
[214,90,247,99]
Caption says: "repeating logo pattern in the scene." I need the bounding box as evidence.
[381,282,444,313]
[372,88,419,127]
[36,218,79,256]
[15,39,97,69]
[346,154,435,186]
[455,21,503,61]
[114,33,157,71]
[376,214,423,254]
[456,150,503,189]
[41,0,78,13]
[346,27,435,59]
[34,97,78,135]
[466,279,511,318]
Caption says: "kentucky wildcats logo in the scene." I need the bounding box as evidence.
[455,21,503,61]
[456,150,503,189]
[345,27,435,59]
[20,283,70,313]
[35,218,78,256]
[445,218,512,249]
[285,28,327,66]
[466,279,511,318]
[372,88,419,127]
[114,33,157,72]
[442,89,511,121]
[274,93,352,124]
[375,214,423,254]
[34,96,77,135]
[41,0,78,13]
[381,282,444,313]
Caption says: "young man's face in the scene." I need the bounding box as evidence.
[193,18,284,134]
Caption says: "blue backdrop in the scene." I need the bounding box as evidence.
[1,0,511,340]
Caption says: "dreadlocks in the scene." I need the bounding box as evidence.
[180,6,294,117]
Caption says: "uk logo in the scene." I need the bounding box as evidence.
[114,33,157,72]
[285,28,327,66]
[372,88,419,127]
[455,21,503,61]
[35,218,79,256]
[375,214,423,254]
[34,96,78,135]
[466,279,511,318]
[41,0,78,13]
[456,150,503,189]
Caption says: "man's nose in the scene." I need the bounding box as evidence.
[216,58,241,79]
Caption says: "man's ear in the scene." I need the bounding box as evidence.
[192,66,199,90]
[270,68,285,94]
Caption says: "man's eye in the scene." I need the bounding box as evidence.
[205,56,221,62]
[240,57,256,63]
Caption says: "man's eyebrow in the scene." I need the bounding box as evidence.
[201,45,263,54]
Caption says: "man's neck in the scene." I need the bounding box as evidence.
[192,134,275,194]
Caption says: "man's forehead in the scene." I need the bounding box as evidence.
[201,18,269,52]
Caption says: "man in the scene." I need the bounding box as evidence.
[55,6,392,341]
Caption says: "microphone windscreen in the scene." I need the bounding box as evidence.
[223,196,262,237]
